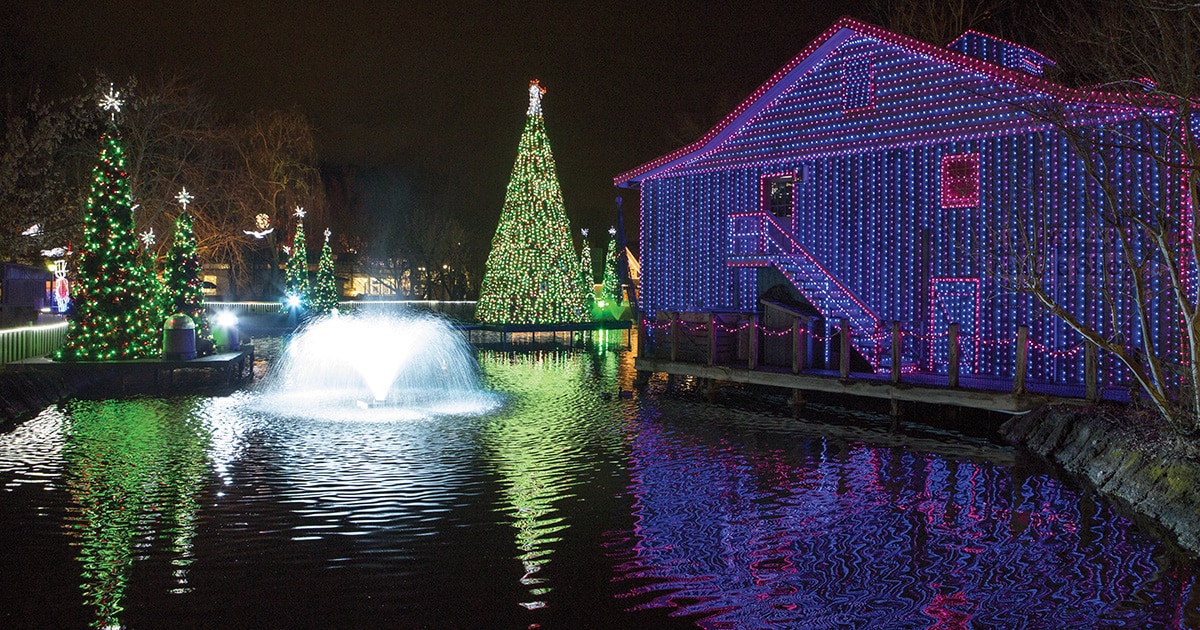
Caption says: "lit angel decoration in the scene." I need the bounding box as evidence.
[99,84,123,120]
[175,186,194,210]
[527,79,546,116]
[21,224,42,237]
[324,227,332,241]
[140,228,156,247]
[581,228,589,237]
[41,247,67,258]
[293,206,306,219]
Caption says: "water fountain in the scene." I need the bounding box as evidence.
[260,312,500,420]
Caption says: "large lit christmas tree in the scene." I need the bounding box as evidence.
[310,228,339,315]
[162,187,211,348]
[284,206,310,306]
[57,86,164,361]
[475,80,586,324]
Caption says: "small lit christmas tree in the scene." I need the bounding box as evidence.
[476,80,586,324]
[578,228,595,317]
[57,86,164,361]
[310,228,339,315]
[162,187,211,348]
[284,206,310,306]
[602,226,622,306]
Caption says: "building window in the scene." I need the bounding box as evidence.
[940,153,980,208]
[842,56,874,112]
[762,173,796,218]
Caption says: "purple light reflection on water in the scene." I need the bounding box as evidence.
[608,403,1197,628]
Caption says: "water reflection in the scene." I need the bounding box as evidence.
[612,402,1198,627]
[60,398,211,629]
[479,350,625,611]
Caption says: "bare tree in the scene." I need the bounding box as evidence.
[229,109,324,298]
[985,0,1200,433]
[865,0,1007,45]
[0,85,95,263]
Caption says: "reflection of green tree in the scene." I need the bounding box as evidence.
[61,398,211,628]
[479,351,623,611]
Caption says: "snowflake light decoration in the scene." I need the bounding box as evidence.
[140,228,156,247]
[175,187,194,210]
[293,206,306,219]
[608,226,617,236]
[99,84,123,120]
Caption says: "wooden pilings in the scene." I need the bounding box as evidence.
[890,321,901,384]
[839,318,850,379]
[1013,325,1029,395]
[948,323,960,388]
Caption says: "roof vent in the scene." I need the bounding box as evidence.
[947,31,1054,76]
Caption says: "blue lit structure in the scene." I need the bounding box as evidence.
[616,18,1188,388]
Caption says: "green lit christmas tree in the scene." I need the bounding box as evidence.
[602,226,622,306]
[57,86,164,361]
[475,80,585,324]
[578,228,595,317]
[310,228,339,315]
[162,187,211,348]
[284,206,310,306]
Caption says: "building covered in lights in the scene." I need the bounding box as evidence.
[616,17,1186,388]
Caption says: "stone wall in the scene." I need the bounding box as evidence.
[1001,404,1200,556]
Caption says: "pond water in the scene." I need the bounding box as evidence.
[0,346,1197,629]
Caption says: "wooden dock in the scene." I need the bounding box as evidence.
[7,347,255,394]
[635,311,1116,414]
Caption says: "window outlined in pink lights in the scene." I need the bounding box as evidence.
[940,153,980,208]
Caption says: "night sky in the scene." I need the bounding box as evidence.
[4,1,868,245]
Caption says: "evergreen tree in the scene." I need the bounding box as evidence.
[475,80,585,324]
[578,228,595,318]
[57,88,164,361]
[284,207,310,306]
[310,228,339,315]
[602,226,622,306]
[162,189,211,348]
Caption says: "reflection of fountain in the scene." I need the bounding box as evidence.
[263,313,498,420]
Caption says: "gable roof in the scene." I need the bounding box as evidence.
[614,17,1146,188]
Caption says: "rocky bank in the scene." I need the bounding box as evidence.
[1002,404,1200,556]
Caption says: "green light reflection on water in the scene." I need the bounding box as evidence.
[60,397,211,629]
[478,349,627,611]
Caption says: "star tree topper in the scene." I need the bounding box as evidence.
[324,227,331,242]
[99,84,123,120]
[294,206,306,219]
[175,187,194,210]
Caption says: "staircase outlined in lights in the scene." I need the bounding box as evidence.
[728,211,882,370]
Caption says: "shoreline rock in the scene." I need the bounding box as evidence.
[1001,403,1200,556]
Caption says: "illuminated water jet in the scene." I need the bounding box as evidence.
[262,312,498,419]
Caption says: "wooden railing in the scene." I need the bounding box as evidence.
[0,322,69,365]
[642,311,1108,402]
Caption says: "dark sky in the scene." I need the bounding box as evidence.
[4,1,867,243]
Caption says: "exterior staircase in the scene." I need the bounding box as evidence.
[728,212,883,370]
